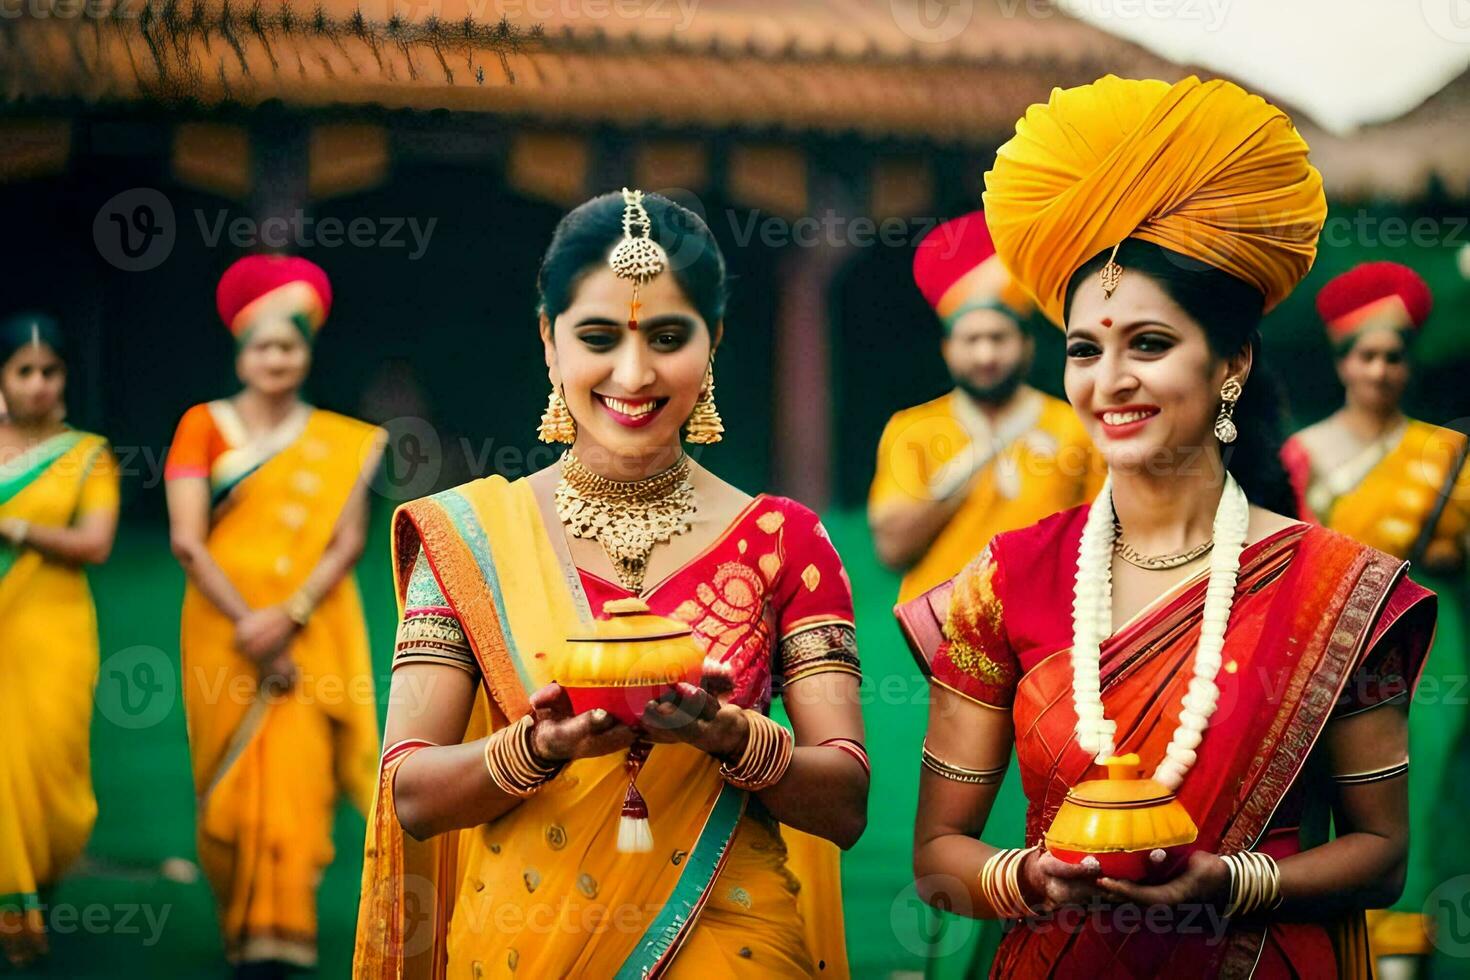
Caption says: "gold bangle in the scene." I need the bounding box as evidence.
[921,741,1006,784]
[1333,759,1408,785]
[284,588,316,627]
[719,711,794,791]
[978,846,1038,919]
[483,715,561,798]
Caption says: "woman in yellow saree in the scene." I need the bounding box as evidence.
[1280,261,1470,974]
[0,312,119,968]
[354,190,869,979]
[165,256,384,978]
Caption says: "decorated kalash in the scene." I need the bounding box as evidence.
[869,210,1103,607]
[164,255,384,978]
[1282,261,1470,971]
[356,189,869,979]
[903,75,1440,978]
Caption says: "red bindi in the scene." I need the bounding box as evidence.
[1101,317,1113,328]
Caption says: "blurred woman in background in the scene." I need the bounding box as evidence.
[1282,262,1470,977]
[165,256,384,979]
[0,312,118,967]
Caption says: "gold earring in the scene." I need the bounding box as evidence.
[1214,377,1242,444]
[538,386,576,444]
[684,364,724,445]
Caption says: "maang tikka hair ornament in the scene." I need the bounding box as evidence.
[1100,241,1124,300]
[608,188,669,331]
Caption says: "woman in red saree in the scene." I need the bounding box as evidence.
[354,191,868,978]
[907,76,1436,978]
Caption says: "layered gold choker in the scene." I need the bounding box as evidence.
[554,451,696,593]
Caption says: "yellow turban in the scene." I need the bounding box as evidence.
[982,75,1327,327]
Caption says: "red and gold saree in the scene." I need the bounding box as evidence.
[899,504,1436,978]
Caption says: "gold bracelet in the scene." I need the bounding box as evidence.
[0,518,29,545]
[978,846,1039,919]
[719,711,794,791]
[921,741,1006,784]
[483,715,561,798]
[284,588,317,627]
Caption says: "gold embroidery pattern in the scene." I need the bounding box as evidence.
[757,511,785,534]
[668,506,793,707]
[942,547,1013,688]
[393,613,477,672]
[778,623,860,690]
[801,563,821,592]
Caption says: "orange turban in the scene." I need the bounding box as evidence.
[982,75,1327,327]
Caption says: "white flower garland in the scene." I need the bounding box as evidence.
[1070,473,1251,790]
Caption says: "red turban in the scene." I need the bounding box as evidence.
[216,254,332,338]
[912,211,1034,329]
[1316,261,1432,345]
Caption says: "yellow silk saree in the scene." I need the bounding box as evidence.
[0,429,116,965]
[178,407,381,967]
[354,476,850,979]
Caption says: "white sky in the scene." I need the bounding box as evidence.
[1055,0,1470,133]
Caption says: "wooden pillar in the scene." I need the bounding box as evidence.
[771,165,859,510]
[249,112,308,232]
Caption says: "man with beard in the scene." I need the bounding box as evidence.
[869,210,1102,604]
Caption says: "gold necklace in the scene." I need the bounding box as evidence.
[1112,519,1214,571]
[555,451,696,593]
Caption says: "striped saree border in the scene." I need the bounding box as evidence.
[613,783,748,980]
[0,428,85,505]
[393,491,533,721]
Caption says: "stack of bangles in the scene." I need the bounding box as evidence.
[719,710,795,791]
[979,846,1040,919]
[1220,851,1283,917]
[483,715,563,798]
